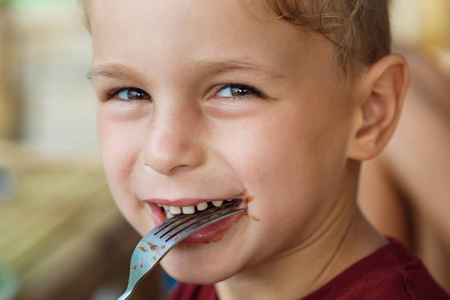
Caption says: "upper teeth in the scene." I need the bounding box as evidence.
[212,200,223,207]
[159,199,234,218]
[196,202,208,211]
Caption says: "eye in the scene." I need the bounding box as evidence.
[110,88,152,101]
[216,84,263,99]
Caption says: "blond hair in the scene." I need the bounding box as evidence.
[266,0,391,74]
[80,0,391,75]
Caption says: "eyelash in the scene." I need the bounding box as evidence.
[212,84,265,100]
[105,83,265,102]
[107,87,152,101]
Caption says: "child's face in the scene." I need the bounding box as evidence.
[91,0,359,283]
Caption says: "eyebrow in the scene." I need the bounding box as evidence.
[190,59,287,79]
[88,59,287,83]
[88,63,144,83]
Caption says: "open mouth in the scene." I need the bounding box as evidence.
[158,198,242,219]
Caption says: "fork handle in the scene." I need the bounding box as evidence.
[117,290,132,300]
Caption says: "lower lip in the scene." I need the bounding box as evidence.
[146,203,243,244]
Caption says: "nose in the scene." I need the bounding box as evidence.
[143,101,205,175]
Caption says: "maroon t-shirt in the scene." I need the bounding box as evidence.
[168,240,450,299]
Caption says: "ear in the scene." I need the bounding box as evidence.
[348,54,409,161]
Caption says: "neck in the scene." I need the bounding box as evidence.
[216,189,386,300]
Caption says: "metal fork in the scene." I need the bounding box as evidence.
[117,201,245,300]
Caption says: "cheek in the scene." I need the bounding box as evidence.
[224,103,349,214]
[99,119,130,181]
[233,112,321,187]
[97,109,146,180]
[97,113,145,216]
[215,110,323,216]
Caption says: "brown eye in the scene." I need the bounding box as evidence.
[115,88,152,101]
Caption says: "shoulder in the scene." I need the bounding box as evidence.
[168,283,217,300]
[337,258,450,299]
[304,240,450,300]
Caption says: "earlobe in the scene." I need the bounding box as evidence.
[348,54,409,161]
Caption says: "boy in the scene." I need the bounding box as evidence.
[83,0,450,299]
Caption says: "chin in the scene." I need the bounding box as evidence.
[160,253,237,285]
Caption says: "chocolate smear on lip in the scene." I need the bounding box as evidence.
[242,194,259,221]
[204,233,225,244]
[234,188,247,198]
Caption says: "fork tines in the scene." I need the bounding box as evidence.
[155,200,241,242]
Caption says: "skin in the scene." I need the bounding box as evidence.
[88,0,408,298]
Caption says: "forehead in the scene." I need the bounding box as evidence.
[90,0,337,83]
[90,0,271,34]
[92,0,292,52]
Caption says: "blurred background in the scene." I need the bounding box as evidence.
[0,0,169,299]
[0,0,449,299]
